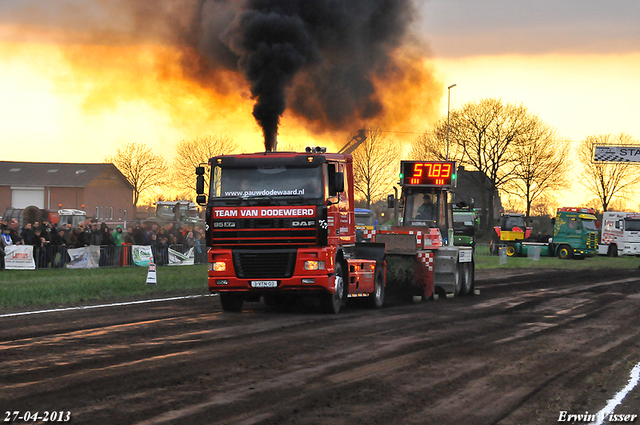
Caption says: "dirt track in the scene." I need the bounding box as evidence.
[2,268,640,424]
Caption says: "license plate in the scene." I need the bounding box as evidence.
[250,280,278,288]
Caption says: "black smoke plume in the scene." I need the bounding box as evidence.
[217,0,416,151]
[8,0,417,151]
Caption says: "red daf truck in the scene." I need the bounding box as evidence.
[195,149,474,313]
[195,147,384,313]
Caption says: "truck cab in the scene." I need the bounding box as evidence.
[598,211,640,256]
[196,148,385,313]
[553,208,599,259]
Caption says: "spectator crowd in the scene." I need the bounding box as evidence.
[1,217,206,270]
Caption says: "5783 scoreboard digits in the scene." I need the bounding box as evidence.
[400,161,457,188]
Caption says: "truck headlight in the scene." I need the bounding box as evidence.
[209,261,226,272]
[304,260,325,270]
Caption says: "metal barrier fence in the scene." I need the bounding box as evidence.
[29,244,208,269]
[27,242,498,269]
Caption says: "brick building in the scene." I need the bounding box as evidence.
[0,161,134,222]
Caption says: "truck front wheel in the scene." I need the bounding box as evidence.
[607,244,619,257]
[220,293,244,312]
[324,262,345,314]
[557,245,573,260]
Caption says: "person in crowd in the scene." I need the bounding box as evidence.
[99,223,116,266]
[50,228,68,268]
[0,227,7,271]
[89,221,102,246]
[112,225,124,247]
[133,223,144,244]
[143,223,158,245]
[123,227,135,245]
[74,223,88,247]
[9,219,22,244]
[21,222,32,242]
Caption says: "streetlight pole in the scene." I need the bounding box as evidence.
[446,83,457,160]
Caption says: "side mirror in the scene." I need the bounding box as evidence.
[196,194,207,206]
[387,194,395,209]
[196,175,205,195]
[327,164,344,196]
[334,172,344,193]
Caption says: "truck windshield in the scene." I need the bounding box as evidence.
[454,213,474,228]
[582,219,597,231]
[625,219,640,231]
[211,165,323,199]
[404,191,439,227]
[355,211,375,227]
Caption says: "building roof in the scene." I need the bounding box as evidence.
[0,161,130,188]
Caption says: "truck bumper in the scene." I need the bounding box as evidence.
[207,247,336,295]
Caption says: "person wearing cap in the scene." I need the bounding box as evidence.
[416,194,436,221]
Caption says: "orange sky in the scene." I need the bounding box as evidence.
[1,0,640,209]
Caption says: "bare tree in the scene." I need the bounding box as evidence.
[352,128,402,208]
[507,119,570,218]
[172,135,238,197]
[408,122,465,162]
[578,133,640,212]
[443,98,533,231]
[105,143,168,212]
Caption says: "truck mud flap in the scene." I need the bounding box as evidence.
[353,243,386,264]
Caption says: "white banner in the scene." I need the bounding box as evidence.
[67,246,101,269]
[594,146,640,162]
[5,245,36,270]
[132,245,154,267]
[168,247,195,266]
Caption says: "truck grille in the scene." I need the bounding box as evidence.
[587,233,598,249]
[212,218,317,246]
[232,249,297,278]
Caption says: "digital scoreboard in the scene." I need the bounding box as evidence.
[400,161,457,188]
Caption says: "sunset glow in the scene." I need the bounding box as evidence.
[1,0,639,209]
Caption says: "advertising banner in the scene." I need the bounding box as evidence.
[4,245,36,270]
[168,247,195,266]
[594,146,640,162]
[67,246,100,269]
[132,245,154,267]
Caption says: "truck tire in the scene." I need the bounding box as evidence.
[607,244,619,257]
[367,268,385,309]
[557,245,573,260]
[458,262,473,296]
[323,262,345,314]
[505,243,518,257]
[220,293,244,312]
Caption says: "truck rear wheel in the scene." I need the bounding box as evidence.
[557,245,573,260]
[367,268,385,309]
[323,262,345,314]
[220,293,244,312]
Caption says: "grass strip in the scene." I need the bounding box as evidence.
[0,265,208,310]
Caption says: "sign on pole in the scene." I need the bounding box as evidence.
[146,262,157,285]
[593,146,640,162]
